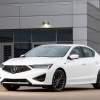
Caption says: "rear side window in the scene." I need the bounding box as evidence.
[82,47,95,57]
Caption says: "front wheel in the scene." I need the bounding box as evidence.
[51,69,66,92]
[3,84,20,91]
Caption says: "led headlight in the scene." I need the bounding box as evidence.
[30,64,53,69]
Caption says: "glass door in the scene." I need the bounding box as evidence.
[2,43,14,61]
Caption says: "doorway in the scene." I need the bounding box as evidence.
[2,43,14,61]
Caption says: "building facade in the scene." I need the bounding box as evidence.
[0,0,100,63]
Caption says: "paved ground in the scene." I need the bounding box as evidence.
[0,85,100,100]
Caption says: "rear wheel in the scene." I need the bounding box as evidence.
[3,84,20,91]
[93,71,100,89]
[51,69,66,92]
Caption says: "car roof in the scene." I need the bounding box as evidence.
[41,44,88,47]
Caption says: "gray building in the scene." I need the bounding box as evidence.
[0,0,100,63]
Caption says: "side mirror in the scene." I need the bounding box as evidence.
[68,54,79,60]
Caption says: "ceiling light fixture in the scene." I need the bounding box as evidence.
[41,21,51,28]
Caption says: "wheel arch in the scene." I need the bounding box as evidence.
[54,67,67,81]
[96,70,100,83]
[51,67,67,91]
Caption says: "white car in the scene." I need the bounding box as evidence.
[0,44,100,91]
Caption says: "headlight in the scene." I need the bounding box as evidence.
[30,64,53,69]
[0,64,4,68]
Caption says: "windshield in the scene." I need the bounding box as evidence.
[24,45,70,57]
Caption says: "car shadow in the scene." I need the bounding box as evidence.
[17,87,95,92]
[63,87,94,92]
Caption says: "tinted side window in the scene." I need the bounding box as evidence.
[82,47,95,57]
[70,47,83,58]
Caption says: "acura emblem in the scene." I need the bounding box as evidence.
[11,66,17,74]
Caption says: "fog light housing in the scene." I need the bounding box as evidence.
[33,74,46,82]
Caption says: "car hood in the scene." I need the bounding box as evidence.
[3,57,63,65]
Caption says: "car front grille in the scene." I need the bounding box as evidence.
[3,65,31,74]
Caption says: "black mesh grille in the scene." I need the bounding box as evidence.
[2,79,28,83]
[3,65,30,74]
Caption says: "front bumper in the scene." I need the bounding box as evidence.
[0,68,53,86]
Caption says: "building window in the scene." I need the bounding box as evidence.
[57,28,73,43]
[32,29,56,42]
[0,30,13,42]
[32,28,73,43]
[14,29,31,42]
[0,28,73,58]
[14,43,31,57]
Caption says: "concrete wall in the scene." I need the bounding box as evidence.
[73,0,87,45]
[20,2,73,28]
[87,0,99,8]
[0,5,19,29]
[0,0,99,29]
[0,0,72,4]
[0,0,99,47]
[87,3,100,53]
[73,0,100,46]
[0,2,73,29]
[0,0,99,8]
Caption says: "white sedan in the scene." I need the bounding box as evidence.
[0,44,100,91]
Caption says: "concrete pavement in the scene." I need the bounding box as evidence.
[0,85,100,100]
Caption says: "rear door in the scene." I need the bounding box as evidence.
[81,47,98,82]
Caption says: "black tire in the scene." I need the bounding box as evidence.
[51,69,66,92]
[93,71,100,89]
[3,84,20,91]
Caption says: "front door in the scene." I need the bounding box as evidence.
[3,43,14,61]
[67,47,87,84]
